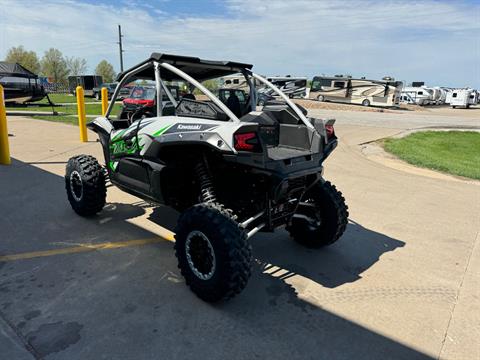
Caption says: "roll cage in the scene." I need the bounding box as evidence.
[106,52,313,129]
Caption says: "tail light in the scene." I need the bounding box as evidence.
[325,124,335,140]
[234,132,262,152]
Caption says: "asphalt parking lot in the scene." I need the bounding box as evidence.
[1,110,479,359]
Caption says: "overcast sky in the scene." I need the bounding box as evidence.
[1,0,479,87]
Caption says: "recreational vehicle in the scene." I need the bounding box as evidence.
[449,89,474,108]
[401,87,433,106]
[437,87,448,104]
[309,76,402,107]
[445,88,454,104]
[423,87,443,105]
[221,74,249,91]
[259,76,308,98]
[468,89,479,105]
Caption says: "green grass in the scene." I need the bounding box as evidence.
[26,103,121,125]
[8,103,121,116]
[383,131,480,180]
[37,93,100,104]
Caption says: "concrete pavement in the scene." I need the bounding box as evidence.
[0,114,478,359]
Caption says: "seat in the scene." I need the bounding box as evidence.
[226,93,242,118]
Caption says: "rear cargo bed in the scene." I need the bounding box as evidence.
[267,146,312,161]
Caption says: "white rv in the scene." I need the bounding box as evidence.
[437,87,448,104]
[309,75,402,107]
[401,87,434,106]
[468,89,479,105]
[445,88,454,104]
[423,87,446,105]
[221,74,249,91]
[399,92,417,105]
[259,76,308,99]
[450,89,474,108]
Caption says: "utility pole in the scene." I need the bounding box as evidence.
[117,24,124,72]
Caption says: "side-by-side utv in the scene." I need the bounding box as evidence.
[65,53,348,302]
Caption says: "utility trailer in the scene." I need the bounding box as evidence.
[68,75,103,96]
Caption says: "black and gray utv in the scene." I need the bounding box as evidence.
[65,53,348,302]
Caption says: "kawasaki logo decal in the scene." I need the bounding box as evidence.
[163,123,217,134]
[178,124,201,130]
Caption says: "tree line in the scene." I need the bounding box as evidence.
[4,46,117,85]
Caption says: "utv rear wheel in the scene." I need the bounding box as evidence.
[288,181,348,248]
[65,155,106,216]
[174,203,252,302]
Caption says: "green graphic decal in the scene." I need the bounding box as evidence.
[153,124,173,137]
[112,129,127,142]
[110,139,140,156]
[109,161,118,171]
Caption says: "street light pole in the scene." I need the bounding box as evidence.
[117,25,124,72]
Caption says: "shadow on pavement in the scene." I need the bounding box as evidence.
[0,159,432,360]
[253,219,405,288]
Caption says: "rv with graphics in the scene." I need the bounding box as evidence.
[259,77,308,99]
[309,75,402,107]
[422,87,448,105]
[400,87,433,106]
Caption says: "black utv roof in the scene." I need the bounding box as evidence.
[0,62,38,78]
[116,53,253,82]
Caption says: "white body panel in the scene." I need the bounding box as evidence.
[450,89,472,107]
[401,87,433,106]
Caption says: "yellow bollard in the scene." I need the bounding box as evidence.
[0,85,11,165]
[101,87,108,116]
[76,86,88,142]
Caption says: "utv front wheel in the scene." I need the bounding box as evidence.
[65,155,106,216]
[174,203,252,302]
[288,181,348,248]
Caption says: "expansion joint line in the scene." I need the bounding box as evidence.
[438,225,480,359]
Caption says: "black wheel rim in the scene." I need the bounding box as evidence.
[69,171,83,201]
[185,231,216,280]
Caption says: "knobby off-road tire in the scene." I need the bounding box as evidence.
[174,203,252,302]
[288,181,349,248]
[65,155,106,216]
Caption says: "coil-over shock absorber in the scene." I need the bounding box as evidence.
[194,155,216,203]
